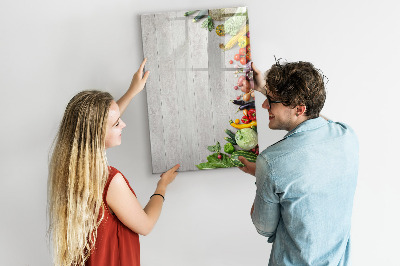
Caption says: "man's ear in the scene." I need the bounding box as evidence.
[295,105,307,117]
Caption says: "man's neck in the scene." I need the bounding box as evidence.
[288,116,310,132]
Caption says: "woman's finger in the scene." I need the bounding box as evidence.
[142,70,150,82]
[138,58,147,73]
[170,164,180,172]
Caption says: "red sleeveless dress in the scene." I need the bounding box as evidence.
[86,166,140,266]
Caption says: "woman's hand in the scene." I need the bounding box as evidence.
[157,164,180,189]
[117,58,150,115]
[128,58,150,95]
[251,62,267,96]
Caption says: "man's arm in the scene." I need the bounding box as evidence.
[251,155,280,241]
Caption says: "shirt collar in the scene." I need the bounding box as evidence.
[284,117,328,139]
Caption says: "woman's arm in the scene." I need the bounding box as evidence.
[106,164,180,236]
[117,58,150,115]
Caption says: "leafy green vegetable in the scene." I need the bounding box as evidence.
[224,142,235,154]
[196,153,236,170]
[201,16,215,32]
[207,142,221,153]
[224,7,247,36]
[235,128,258,150]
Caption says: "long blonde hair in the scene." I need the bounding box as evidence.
[48,90,113,265]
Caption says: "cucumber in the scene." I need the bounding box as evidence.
[193,9,208,22]
[224,137,236,145]
[225,129,236,140]
[231,150,257,167]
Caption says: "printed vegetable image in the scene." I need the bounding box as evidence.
[238,101,255,110]
[193,9,208,22]
[184,10,199,16]
[224,142,236,154]
[230,119,257,129]
[243,92,251,101]
[201,16,215,32]
[196,153,236,169]
[222,24,249,50]
[216,24,225,36]
[230,150,258,167]
[237,36,249,48]
[237,75,246,86]
[240,80,250,93]
[241,116,250,124]
[187,6,259,170]
[248,109,256,120]
[224,7,247,36]
[235,128,258,150]
[225,137,236,145]
[196,141,236,169]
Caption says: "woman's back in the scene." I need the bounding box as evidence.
[86,166,140,266]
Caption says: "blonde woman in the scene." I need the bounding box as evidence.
[48,58,180,266]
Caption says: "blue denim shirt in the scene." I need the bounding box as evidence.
[252,117,359,266]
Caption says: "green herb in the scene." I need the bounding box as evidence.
[196,153,236,170]
[207,142,221,153]
[201,16,215,32]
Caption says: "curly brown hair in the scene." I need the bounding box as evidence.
[266,60,327,118]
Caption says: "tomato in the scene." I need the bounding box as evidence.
[234,54,240,61]
[229,60,233,64]
[246,44,251,54]
[240,57,247,65]
[239,48,246,55]
[246,52,251,61]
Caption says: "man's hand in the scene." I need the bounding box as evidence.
[238,156,256,176]
[251,62,267,96]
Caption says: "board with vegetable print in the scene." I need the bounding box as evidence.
[141,6,258,173]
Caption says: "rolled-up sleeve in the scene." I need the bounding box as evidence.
[251,155,280,242]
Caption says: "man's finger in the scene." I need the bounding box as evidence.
[238,156,248,164]
[251,62,260,74]
[238,166,248,173]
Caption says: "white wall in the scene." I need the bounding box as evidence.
[1,0,399,265]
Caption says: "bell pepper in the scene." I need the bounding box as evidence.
[241,115,250,124]
[248,109,256,121]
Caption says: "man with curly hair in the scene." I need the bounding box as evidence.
[238,61,359,266]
